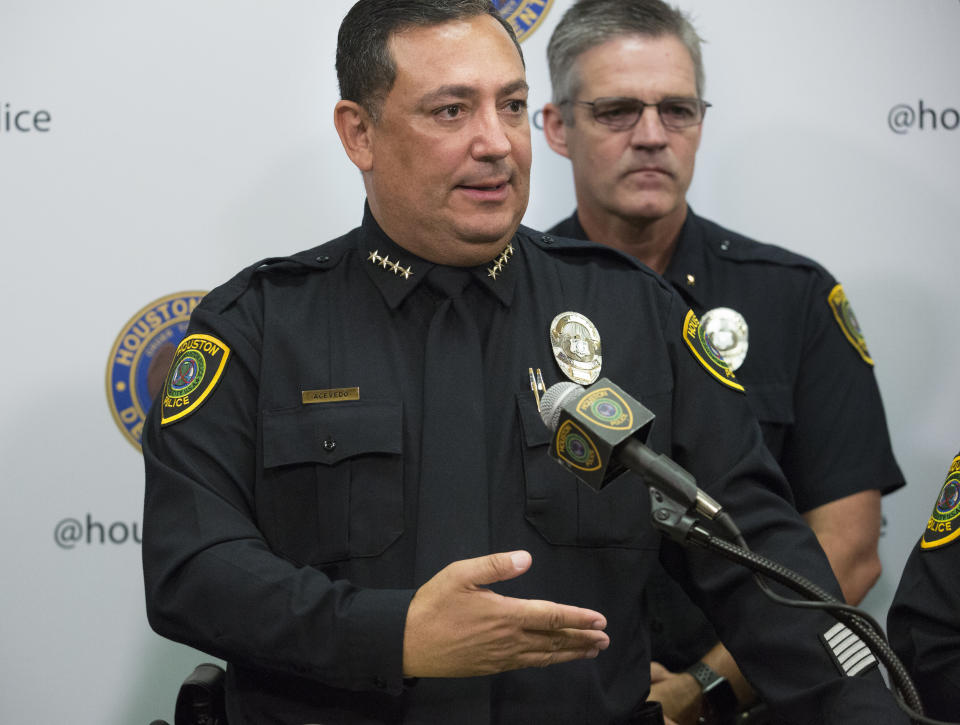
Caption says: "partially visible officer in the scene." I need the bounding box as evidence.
[888,451,960,722]
[141,1,909,723]
[541,1,905,722]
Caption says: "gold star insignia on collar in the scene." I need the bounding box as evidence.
[368,251,414,280]
[487,243,515,280]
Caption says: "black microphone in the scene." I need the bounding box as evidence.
[539,378,723,522]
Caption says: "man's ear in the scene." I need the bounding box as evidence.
[334,100,375,172]
[541,103,572,159]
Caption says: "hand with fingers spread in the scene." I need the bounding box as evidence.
[402,550,610,678]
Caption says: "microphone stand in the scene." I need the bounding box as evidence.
[646,487,954,725]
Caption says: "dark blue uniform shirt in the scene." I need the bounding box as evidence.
[549,209,906,670]
[888,450,960,721]
[143,206,907,723]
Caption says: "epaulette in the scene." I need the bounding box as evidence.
[701,219,828,276]
[522,225,676,295]
[201,232,355,314]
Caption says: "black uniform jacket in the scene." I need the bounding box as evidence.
[143,207,907,724]
[549,210,905,668]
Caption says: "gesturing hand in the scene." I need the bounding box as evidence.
[402,550,610,678]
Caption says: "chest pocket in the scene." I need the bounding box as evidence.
[516,394,658,550]
[744,382,794,462]
[259,401,404,566]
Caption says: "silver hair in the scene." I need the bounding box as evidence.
[547,0,705,123]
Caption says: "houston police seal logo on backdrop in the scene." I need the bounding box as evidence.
[492,0,554,42]
[106,291,205,449]
[921,453,960,550]
[827,284,873,366]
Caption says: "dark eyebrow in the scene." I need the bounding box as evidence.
[420,79,529,106]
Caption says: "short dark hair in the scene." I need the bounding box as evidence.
[547,0,704,121]
[337,0,524,121]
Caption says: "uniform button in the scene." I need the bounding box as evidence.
[323,437,337,452]
[720,240,731,251]
[541,234,554,244]
[316,255,330,263]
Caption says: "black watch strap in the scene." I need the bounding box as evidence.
[686,661,739,725]
[687,660,723,690]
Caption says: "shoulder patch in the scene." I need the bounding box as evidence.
[682,309,744,392]
[160,334,231,426]
[921,453,960,550]
[827,285,873,366]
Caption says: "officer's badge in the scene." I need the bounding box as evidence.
[682,310,745,392]
[106,291,205,449]
[550,312,602,385]
[492,0,555,42]
[160,334,231,426]
[700,307,749,371]
[827,284,873,366]
[921,453,960,550]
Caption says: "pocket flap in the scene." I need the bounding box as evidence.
[516,392,553,448]
[262,401,402,468]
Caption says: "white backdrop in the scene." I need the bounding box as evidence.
[1,1,957,722]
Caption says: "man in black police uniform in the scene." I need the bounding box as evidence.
[888,451,960,722]
[141,1,908,723]
[540,1,905,721]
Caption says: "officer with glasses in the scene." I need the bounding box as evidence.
[541,1,905,723]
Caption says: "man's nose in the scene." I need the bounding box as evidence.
[628,104,669,148]
[472,108,513,160]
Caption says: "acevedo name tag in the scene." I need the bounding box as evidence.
[302,387,360,404]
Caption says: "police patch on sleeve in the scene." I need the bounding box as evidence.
[682,310,744,393]
[921,453,960,550]
[160,334,231,426]
[827,284,873,366]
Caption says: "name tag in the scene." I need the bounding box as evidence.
[302,387,360,404]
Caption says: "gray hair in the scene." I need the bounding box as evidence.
[547,0,705,121]
[337,0,524,122]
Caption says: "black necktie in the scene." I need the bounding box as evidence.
[411,266,492,722]
[414,265,490,585]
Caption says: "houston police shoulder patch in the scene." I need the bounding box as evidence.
[921,453,960,550]
[827,284,873,366]
[493,0,554,42]
[160,333,231,426]
[682,309,745,392]
[106,291,206,449]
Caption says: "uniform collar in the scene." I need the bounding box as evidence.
[662,209,710,311]
[559,208,709,309]
[357,202,519,309]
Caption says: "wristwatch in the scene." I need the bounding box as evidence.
[686,660,738,725]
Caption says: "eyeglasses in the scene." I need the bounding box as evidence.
[563,96,711,131]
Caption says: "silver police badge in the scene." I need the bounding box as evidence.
[549,312,602,384]
[700,307,749,371]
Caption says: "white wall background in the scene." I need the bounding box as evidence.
[1,1,956,722]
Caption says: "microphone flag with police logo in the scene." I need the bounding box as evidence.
[540,378,654,492]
